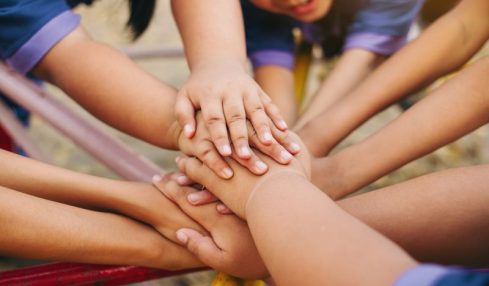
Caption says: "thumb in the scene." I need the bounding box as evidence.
[175,91,196,138]
[176,228,222,266]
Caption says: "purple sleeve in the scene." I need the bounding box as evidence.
[344,0,424,55]
[394,264,461,286]
[6,11,80,74]
[249,50,295,70]
[343,32,407,55]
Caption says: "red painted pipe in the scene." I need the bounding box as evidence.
[0,263,206,286]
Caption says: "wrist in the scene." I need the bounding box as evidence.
[245,171,307,219]
[168,119,183,150]
[191,59,246,73]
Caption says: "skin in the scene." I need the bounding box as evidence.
[171,0,293,162]
[32,24,299,178]
[251,0,333,22]
[0,150,203,268]
[254,65,296,125]
[312,53,489,200]
[170,152,416,285]
[297,0,489,156]
[294,49,385,130]
[249,2,385,128]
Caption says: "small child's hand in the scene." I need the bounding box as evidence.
[176,132,310,219]
[152,177,268,279]
[178,112,301,179]
[175,62,296,159]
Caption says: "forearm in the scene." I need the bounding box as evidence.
[299,0,489,155]
[338,163,489,267]
[246,172,415,286]
[0,150,174,229]
[255,65,296,124]
[315,56,489,198]
[295,49,384,131]
[0,186,200,269]
[171,0,247,70]
[33,27,180,149]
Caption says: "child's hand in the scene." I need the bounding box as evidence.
[176,132,310,218]
[175,62,294,159]
[178,112,301,179]
[145,173,208,243]
[152,177,268,279]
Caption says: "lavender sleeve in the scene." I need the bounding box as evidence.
[394,264,462,286]
[6,11,80,74]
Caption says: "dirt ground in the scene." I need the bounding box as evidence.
[2,1,489,285]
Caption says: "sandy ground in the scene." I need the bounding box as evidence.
[2,0,489,285]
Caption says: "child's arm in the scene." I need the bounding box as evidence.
[295,49,385,128]
[171,0,294,160]
[174,154,415,286]
[0,185,201,269]
[298,0,489,156]
[254,65,296,125]
[339,163,489,267]
[32,26,294,178]
[0,150,206,244]
[313,55,489,199]
[33,26,181,150]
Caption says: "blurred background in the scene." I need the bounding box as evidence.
[1,0,489,285]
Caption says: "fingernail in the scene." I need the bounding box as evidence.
[216,203,229,213]
[184,124,193,137]
[176,230,188,244]
[187,192,201,204]
[176,175,189,185]
[152,175,162,183]
[279,120,288,130]
[240,146,251,157]
[280,151,293,162]
[175,157,181,164]
[263,132,273,142]
[255,161,268,172]
[290,143,301,153]
[222,167,233,178]
[221,144,232,155]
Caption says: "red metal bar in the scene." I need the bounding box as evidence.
[0,263,205,286]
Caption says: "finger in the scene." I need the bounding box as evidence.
[187,190,219,205]
[216,203,233,215]
[176,228,223,266]
[231,150,268,175]
[270,125,301,155]
[223,97,251,159]
[248,124,293,165]
[176,157,220,196]
[201,101,232,156]
[243,93,273,145]
[260,91,288,131]
[196,140,233,179]
[175,91,196,138]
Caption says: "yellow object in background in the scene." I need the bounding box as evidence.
[211,272,265,286]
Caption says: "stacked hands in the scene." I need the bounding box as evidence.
[174,63,301,178]
[153,126,310,278]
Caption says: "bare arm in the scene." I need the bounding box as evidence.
[298,0,489,156]
[254,65,296,125]
[33,26,181,149]
[339,163,489,267]
[175,155,416,286]
[0,185,200,269]
[0,150,206,243]
[170,0,292,164]
[314,55,489,198]
[295,49,385,130]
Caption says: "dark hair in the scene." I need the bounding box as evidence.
[126,0,156,39]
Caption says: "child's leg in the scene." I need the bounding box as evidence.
[0,185,201,269]
[338,163,489,267]
[254,65,297,125]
